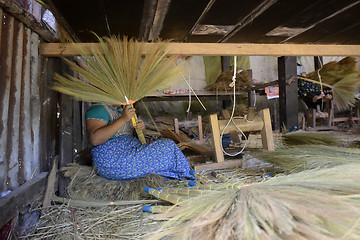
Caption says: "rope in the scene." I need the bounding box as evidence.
[186,73,192,113]
[220,56,248,157]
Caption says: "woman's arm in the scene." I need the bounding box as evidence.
[87,105,136,146]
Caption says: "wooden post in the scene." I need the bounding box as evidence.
[197,115,203,141]
[210,114,224,163]
[278,56,298,130]
[174,118,179,135]
[259,108,275,151]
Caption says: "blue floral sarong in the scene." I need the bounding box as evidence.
[91,134,195,180]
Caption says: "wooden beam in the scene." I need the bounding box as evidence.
[218,116,264,133]
[0,0,55,42]
[259,108,275,151]
[278,56,298,129]
[210,114,224,163]
[40,42,360,57]
[0,172,48,227]
[194,159,243,171]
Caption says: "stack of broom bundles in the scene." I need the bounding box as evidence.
[142,165,360,240]
[298,57,360,111]
[53,35,186,144]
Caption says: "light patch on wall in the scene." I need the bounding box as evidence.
[266,26,309,37]
[192,25,235,35]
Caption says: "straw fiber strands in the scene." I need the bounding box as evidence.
[27,204,160,239]
[282,131,340,146]
[62,163,166,201]
[53,35,184,105]
[206,69,251,93]
[147,164,360,240]
[254,144,360,173]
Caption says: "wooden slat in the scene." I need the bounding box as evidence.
[194,159,243,171]
[210,114,224,163]
[40,42,360,57]
[0,172,48,228]
[259,108,275,151]
[218,116,264,133]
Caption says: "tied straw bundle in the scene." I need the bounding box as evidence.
[145,165,360,240]
[53,35,186,144]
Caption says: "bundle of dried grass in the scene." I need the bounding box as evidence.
[148,164,360,240]
[53,35,184,105]
[62,163,166,201]
[28,204,161,239]
[254,144,360,173]
[53,35,185,144]
[206,70,251,93]
[282,131,340,146]
[300,57,360,111]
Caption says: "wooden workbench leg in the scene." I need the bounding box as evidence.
[197,115,203,141]
[174,118,179,135]
[210,114,224,163]
[259,108,275,151]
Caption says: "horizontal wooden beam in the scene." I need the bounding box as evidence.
[40,42,360,57]
[0,172,48,227]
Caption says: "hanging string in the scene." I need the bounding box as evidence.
[177,65,207,111]
[186,73,192,113]
[316,56,325,109]
[220,56,248,157]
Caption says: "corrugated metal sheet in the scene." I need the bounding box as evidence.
[0,10,42,194]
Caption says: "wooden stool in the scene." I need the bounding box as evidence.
[209,108,274,163]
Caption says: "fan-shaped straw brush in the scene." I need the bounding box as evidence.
[53,35,186,144]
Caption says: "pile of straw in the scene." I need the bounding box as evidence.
[254,144,360,173]
[147,164,360,240]
[62,163,166,201]
[206,70,251,93]
[27,204,160,239]
[282,131,340,146]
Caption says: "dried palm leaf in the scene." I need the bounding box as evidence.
[148,164,360,240]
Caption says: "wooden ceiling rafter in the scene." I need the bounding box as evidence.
[184,0,217,42]
[138,0,157,41]
[218,0,278,43]
[280,0,360,44]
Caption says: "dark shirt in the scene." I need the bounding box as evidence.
[298,78,322,109]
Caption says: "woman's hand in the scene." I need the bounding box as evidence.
[135,119,146,130]
[120,105,136,122]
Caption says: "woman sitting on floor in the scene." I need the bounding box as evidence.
[86,104,195,181]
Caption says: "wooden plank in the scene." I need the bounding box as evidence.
[42,156,58,208]
[194,159,243,171]
[40,42,360,57]
[218,116,264,133]
[197,115,203,141]
[210,114,224,163]
[259,108,275,151]
[0,172,48,228]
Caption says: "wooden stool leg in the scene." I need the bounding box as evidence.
[174,118,179,135]
[197,115,203,141]
[312,108,316,127]
[259,108,274,151]
[210,114,224,163]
